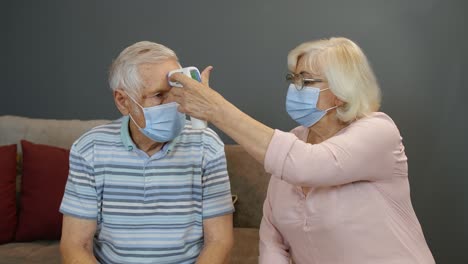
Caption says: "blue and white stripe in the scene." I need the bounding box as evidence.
[60,116,234,264]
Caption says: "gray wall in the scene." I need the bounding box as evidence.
[2,0,467,262]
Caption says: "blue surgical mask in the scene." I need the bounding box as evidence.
[286,83,337,127]
[127,95,186,142]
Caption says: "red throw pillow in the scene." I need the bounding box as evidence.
[0,144,17,244]
[15,140,70,241]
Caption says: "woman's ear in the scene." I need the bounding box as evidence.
[334,96,345,107]
[114,89,130,115]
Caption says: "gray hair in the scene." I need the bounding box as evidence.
[109,41,178,96]
[288,37,381,123]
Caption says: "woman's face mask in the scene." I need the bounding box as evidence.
[127,94,186,143]
[285,83,337,127]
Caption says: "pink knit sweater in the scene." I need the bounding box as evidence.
[259,112,435,264]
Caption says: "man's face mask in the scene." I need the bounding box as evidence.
[127,93,186,143]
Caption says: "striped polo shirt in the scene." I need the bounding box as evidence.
[59,116,234,264]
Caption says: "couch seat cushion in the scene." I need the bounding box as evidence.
[231,227,259,264]
[0,240,60,264]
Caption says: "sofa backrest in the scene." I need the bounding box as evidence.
[226,145,270,228]
[0,115,110,149]
[0,115,269,228]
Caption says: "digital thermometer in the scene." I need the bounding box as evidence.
[168,66,207,129]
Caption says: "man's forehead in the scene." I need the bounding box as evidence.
[138,63,177,93]
[139,60,179,74]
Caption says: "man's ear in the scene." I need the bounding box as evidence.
[114,89,130,115]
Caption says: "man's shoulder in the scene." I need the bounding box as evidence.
[178,121,223,146]
[72,118,123,152]
[174,121,225,158]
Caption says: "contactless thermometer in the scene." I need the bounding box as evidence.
[168,66,202,87]
[168,66,207,129]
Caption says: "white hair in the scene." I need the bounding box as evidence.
[287,37,381,123]
[109,41,178,97]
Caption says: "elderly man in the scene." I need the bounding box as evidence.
[59,41,234,264]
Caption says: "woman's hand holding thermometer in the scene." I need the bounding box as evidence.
[168,67,208,129]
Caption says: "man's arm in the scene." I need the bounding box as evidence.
[60,215,98,264]
[196,214,234,264]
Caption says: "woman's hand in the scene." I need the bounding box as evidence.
[169,66,275,164]
[169,66,226,124]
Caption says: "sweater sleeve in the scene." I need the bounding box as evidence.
[264,114,402,187]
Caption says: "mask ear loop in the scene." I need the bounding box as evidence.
[324,105,338,112]
[128,113,143,130]
[318,88,339,112]
[125,92,144,129]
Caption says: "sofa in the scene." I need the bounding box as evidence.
[0,115,271,264]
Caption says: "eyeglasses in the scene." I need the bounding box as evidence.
[285,73,323,90]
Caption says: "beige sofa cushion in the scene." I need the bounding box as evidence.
[0,115,110,151]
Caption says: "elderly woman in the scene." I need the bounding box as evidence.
[169,37,435,264]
